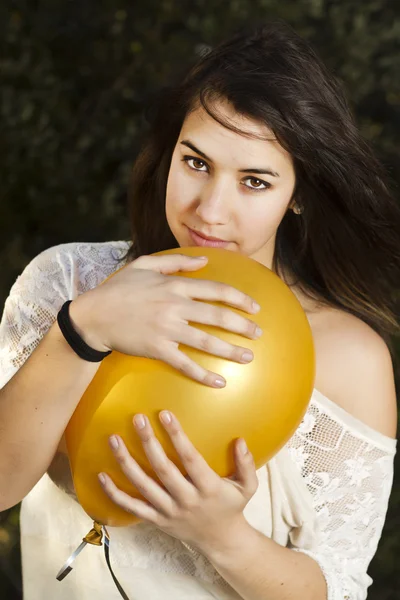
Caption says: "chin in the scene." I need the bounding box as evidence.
[173,231,188,248]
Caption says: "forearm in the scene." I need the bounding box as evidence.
[200,518,327,600]
[0,298,100,510]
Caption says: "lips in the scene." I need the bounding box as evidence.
[194,230,226,242]
[187,227,230,249]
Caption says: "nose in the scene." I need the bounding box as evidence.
[195,179,230,225]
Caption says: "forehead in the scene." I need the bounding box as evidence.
[179,101,293,169]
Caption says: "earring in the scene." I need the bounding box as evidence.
[293,204,304,215]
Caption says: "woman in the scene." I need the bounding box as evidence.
[0,20,399,600]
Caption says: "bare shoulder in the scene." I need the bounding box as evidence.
[309,307,398,438]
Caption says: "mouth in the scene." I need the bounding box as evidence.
[186,227,231,248]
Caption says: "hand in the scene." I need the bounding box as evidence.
[70,253,262,388]
[97,411,258,553]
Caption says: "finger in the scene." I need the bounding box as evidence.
[133,415,199,504]
[158,411,220,494]
[98,472,161,524]
[169,277,260,314]
[175,324,254,364]
[107,435,175,515]
[183,301,262,340]
[159,344,227,388]
[233,439,259,500]
[133,254,208,275]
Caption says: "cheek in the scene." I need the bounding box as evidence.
[237,201,272,229]
[166,167,197,217]
[236,191,291,240]
[240,213,272,243]
[166,172,188,236]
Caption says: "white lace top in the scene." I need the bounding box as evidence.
[0,241,396,600]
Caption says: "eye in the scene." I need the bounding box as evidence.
[182,156,209,172]
[242,177,271,192]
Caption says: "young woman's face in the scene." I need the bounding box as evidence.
[165,101,296,268]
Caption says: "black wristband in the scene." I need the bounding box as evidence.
[57,300,112,363]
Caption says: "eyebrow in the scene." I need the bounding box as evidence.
[180,140,280,177]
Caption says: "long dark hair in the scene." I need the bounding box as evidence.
[117,20,400,349]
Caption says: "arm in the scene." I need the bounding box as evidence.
[201,322,397,600]
[0,246,262,511]
[201,519,327,600]
[97,324,396,599]
[0,247,101,510]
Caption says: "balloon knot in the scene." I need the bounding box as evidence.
[83,520,103,546]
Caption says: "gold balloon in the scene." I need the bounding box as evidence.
[66,247,315,527]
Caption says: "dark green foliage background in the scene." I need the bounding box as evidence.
[0,1,399,598]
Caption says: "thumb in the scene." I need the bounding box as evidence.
[233,439,258,499]
[134,253,208,275]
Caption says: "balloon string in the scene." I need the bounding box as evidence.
[55,540,88,581]
[103,526,131,600]
[56,521,132,600]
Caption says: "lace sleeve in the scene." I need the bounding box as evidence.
[286,392,397,600]
[0,245,71,389]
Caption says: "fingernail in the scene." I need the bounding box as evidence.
[134,414,146,429]
[252,302,261,312]
[160,411,172,425]
[194,256,207,260]
[214,378,226,388]
[109,435,119,450]
[255,326,263,338]
[98,473,106,485]
[241,351,253,363]
[238,439,248,455]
